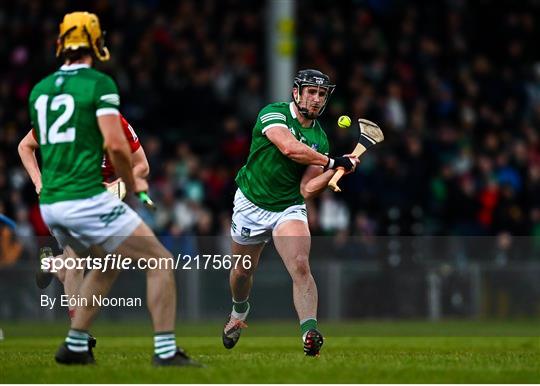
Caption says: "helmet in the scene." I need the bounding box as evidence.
[292,69,335,118]
[56,12,110,61]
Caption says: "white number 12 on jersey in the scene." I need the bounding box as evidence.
[35,94,76,145]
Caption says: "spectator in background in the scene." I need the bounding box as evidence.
[319,191,350,234]
[2,1,540,265]
[0,211,33,320]
[0,213,22,269]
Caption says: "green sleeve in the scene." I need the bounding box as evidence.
[257,104,288,136]
[94,74,120,116]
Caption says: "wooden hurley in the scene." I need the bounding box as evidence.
[328,119,384,192]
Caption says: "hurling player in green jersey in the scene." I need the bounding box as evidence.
[18,115,150,323]
[27,12,198,367]
[224,69,359,356]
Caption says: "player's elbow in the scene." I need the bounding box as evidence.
[281,142,301,159]
[17,140,31,158]
[17,141,25,156]
[136,160,150,179]
[300,185,316,200]
[281,145,294,158]
[140,163,150,178]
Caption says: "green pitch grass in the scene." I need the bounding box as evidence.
[1,320,539,383]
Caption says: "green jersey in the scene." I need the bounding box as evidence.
[28,64,121,204]
[236,102,330,212]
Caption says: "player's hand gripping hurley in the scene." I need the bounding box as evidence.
[328,119,384,192]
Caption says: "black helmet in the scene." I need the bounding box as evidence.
[292,69,336,118]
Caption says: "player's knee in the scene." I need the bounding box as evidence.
[232,267,253,282]
[146,266,174,282]
[292,255,311,279]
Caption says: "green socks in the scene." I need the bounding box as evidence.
[154,332,177,359]
[231,298,250,320]
[300,318,318,337]
[65,329,89,352]
[233,299,250,313]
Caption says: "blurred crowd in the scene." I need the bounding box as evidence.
[2,0,540,266]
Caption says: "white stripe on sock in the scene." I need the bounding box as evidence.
[155,339,175,348]
[158,349,177,359]
[155,344,176,354]
[154,334,175,342]
[65,337,87,345]
[67,344,89,352]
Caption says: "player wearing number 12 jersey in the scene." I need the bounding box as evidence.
[27,11,198,366]
[19,113,149,327]
[24,114,143,188]
[223,69,359,356]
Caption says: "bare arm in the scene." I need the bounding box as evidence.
[132,146,150,192]
[17,130,42,195]
[131,146,149,180]
[103,144,150,198]
[98,114,135,192]
[300,153,360,199]
[300,165,336,199]
[265,126,329,166]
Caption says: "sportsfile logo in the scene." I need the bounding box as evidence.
[40,254,253,273]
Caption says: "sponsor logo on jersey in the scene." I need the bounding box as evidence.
[311,143,319,151]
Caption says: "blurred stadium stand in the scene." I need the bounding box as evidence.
[1,0,540,320]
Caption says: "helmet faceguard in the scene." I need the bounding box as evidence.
[292,69,335,119]
[56,12,110,62]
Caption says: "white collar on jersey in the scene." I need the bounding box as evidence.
[60,63,91,71]
[289,102,297,119]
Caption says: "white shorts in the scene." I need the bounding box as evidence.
[231,189,307,245]
[40,191,142,254]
